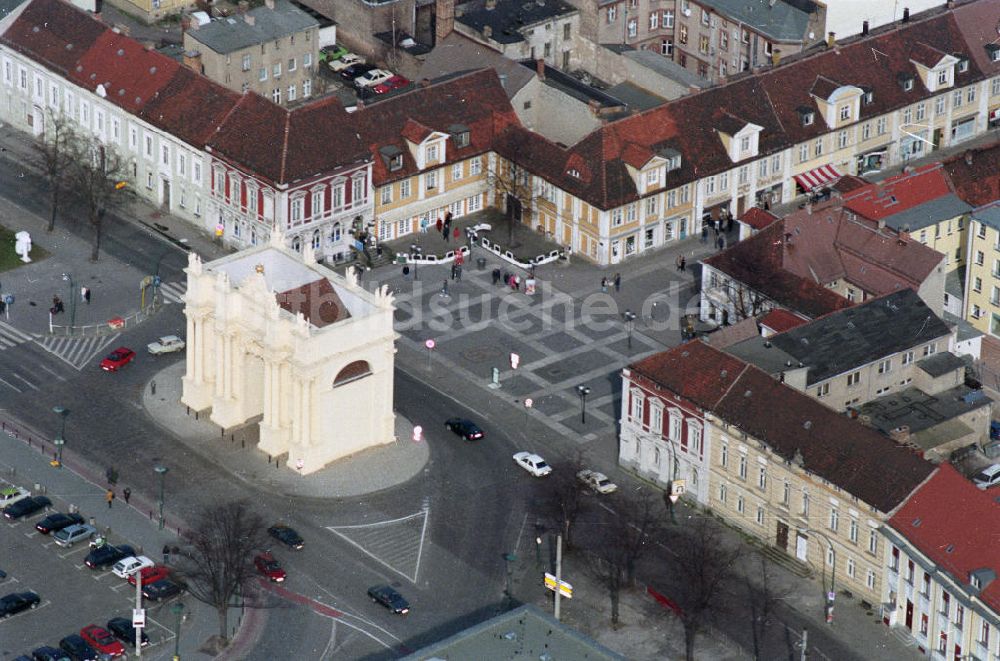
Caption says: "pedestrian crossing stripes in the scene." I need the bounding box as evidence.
[34,333,120,371]
[327,508,429,583]
[158,282,185,305]
[0,320,34,350]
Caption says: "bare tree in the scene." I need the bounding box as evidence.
[33,112,76,232]
[667,518,741,661]
[585,535,628,628]
[744,555,790,661]
[486,157,534,247]
[543,453,589,551]
[65,136,132,261]
[174,500,269,644]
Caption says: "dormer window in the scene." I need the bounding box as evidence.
[839,105,850,121]
[567,168,580,178]
[988,44,1000,63]
[801,111,814,126]
[937,69,948,85]
[957,58,969,73]
[863,90,874,105]
[390,155,403,171]
[427,144,439,162]
[379,145,404,172]
[898,73,914,91]
[740,135,751,153]
[659,147,682,172]
[449,124,470,149]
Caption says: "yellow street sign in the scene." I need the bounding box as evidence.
[544,573,573,598]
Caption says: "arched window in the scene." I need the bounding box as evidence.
[331,222,342,243]
[334,360,371,387]
[312,230,321,250]
[291,236,301,252]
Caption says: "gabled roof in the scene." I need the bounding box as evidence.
[842,164,971,230]
[639,341,934,512]
[417,32,535,99]
[69,30,179,114]
[759,308,808,333]
[808,75,842,100]
[739,207,780,231]
[768,289,952,385]
[942,141,1000,207]
[888,464,1000,613]
[0,0,105,76]
[139,66,242,147]
[908,41,951,68]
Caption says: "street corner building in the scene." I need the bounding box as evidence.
[180,235,396,475]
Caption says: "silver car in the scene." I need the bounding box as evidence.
[52,523,96,547]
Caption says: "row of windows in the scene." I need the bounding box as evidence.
[243,52,313,76]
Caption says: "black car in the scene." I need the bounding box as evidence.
[58,634,97,661]
[268,524,304,550]
[445,418,484,441]
[4,496,51,520]
[367,585,410,614]
[35,512,84,535]
[141,578,182,602]
[84,543,135,570]
[107,616,150,648]
[31,648,69,661]
[0,591,40,618]
[339,62,376,82]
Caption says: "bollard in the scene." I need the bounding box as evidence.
[241,437,245,449]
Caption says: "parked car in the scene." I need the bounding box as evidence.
[4,495,51,520]
[141,578,182,602]
[576,469,618,494]
[147,335,185,355]
[268,524,304,550]
[353,68,394,88]
[31,647,70,661]
[367,585,410,614]
[85,544,136,570]
[513,452,552,477]
[106,617,150,648]
[52,523,97,547]
[35,511,84,535]
[112,555,154,579]
[0,485,30,508]
[58,634,98,661]
[973,463,1000,489]
[127,564,170,587]
[339,62,376,82]
[318,44,348,63]
[373,75,410,94]
[100,347,135,372]
[328,52,364,72]
[254,552,287,582]
[0,591,40,618]
[79,625,124,658]
[445,418,484,441]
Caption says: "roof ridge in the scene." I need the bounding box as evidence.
[279,107,292,184]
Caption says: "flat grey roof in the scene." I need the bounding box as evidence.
[698,0,820,42]
[725,335,800,374]
[972,203,1000,233]
[917,351,966,378]
[622,49,712,90]
[882,194,972,232]
[603,81,668,111]
[769,289,952,385]
[402,604,626,660]
[186,0,318,55]
[943,311,983,344]
[457,0,577,45]
[857,384,991,445]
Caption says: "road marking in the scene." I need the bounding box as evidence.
[0,320,33,349]
[10,372,38,390]
[0,375,22,392]
[35,362,66,382]
[326,509,429,584]
[158,282,186,305]
[35,333,120,371]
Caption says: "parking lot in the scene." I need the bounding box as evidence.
[0,485,179,658]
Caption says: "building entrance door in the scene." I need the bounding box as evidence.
[776,521,789,551]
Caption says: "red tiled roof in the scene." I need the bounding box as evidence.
[275,278,350,328]
[739,207,780,231]
[139,67,242,148]
[942,141,1000,207]
[889,464,1000,613]
[759,308,808,333]
[400,118,435,145]
[0,0,106,76]
[629,341,748,411]
[68,30,179,114]
[908,41,949,68]
[637,342,934,512]
[842,164,952,220]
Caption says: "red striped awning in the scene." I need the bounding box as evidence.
[794,164,841,191]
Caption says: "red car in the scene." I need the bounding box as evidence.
[254,552,287,582]
[100,347,135,372]
[80,624,125,658]
[128,564,169,586]
[373,75,410,94]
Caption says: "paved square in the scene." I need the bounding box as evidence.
[533,350,614,384]
[440,327,545,379]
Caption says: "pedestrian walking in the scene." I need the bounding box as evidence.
[450,264,457,280]
[456,265,463,281]
[492,268,501,285]
[436,217,443,234]
[163,544,171,564]
[441,280,449,297]
[726,215,734,233]
[613,273,621,293]
[503,272,511,286]
[84,287,91,304]
[443,226,450,243]
[601,276,608,293]
[701,225,708,243]
[105,489,114,509]
[675,254,683,271]
[680,255,687,271]
[717,235,726,251]
[122,487,131,505]
[713,222,720,237]
[453,227,460,241]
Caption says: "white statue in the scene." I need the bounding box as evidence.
[14,231,31,263]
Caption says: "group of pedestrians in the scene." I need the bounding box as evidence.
[435,211,459,244]
[600,272,622,293]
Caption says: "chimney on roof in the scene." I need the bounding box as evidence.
[237,0,248,13]
[964,149,974,166]
[878,218,886,230]
[862,20,869,36]
[889,425,911,445]
[356,99,364,110]
[420,77,432,87]
[588,99,602,114]
[536,58,545,80]
[827,31,836,49]
[183,50,202,74]
[180,15,191,32]
[483,25,493,38]
[244,13,255,26]
[435,0,455,44]
[946,0,954,8]
[264,0,275,9]
[486,0,497,9]
[902,7,910,22]
[771,48,781,66]
[187,15,198,30]
[805,203,813,215]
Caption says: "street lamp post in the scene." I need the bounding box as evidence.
[52,406,68,468]
[802,528,837,625]
[154,465,169,531]
[503,552,517,610]
[576,385,591,424]
[623,310,637,349]
[61,273,76,330]
[171,601,185,660]
[410,244,422,280]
